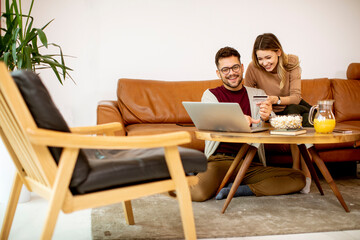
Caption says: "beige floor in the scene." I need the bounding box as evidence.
[1,193,360,240]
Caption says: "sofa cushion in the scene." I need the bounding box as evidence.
[301,78,332,106]
[11,70,91,188]
[117,78,222,125]
[331,79,360,122]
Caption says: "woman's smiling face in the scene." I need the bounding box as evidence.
[256,49,281,72]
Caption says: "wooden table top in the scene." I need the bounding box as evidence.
[195,128,360,144]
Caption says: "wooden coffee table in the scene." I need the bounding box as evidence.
[195,128,360,213]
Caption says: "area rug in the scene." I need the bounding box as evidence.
[91,178,360,239]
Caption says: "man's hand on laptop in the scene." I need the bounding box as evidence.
[258,100,272,121]
[245,115,261,126]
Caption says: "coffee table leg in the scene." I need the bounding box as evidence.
[221,146,257,214]
[298,144,324,195]
[216,144,250,195]
[307,147,350,212]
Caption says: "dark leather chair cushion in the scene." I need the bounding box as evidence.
[12,70,90,188]
[76,147,207,194]
[12,70,207,195]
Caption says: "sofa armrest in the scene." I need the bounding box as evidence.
[97,100,126,136]
[347,63,360,80]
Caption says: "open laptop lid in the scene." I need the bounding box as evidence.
[182,101,268,133]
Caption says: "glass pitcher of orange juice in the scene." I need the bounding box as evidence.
[308,100,336,133]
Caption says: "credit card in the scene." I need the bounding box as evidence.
[253,95,268,104]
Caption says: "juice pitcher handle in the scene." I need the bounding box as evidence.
[308,105,318,125]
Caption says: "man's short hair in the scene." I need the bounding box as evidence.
[215,47,241,67]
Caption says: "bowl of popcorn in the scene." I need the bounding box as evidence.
[270,114,303,129]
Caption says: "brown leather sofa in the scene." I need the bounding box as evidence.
[97,63,360,164]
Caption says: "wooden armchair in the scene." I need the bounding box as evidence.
[0,63,207,240]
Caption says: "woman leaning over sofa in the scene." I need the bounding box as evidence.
[244,33,312,193]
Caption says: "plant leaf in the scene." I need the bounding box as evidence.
[25,16,34,37]
[12,0,24,41]
[17,52,23,69]
[51,43,67,79]
[11,42,17,63]
[19,28,37,50]
[0,36,4,51]
[23,46,32,69]
[48,62,63,85]
[4,51,11,68]
[35,28,48,48]
[2,16,19,51]
[25,0,35,32]
[41,19,55,31]
[5,0,12,23]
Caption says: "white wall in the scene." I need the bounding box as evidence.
[13,0,358,127]
[1,0,360,200]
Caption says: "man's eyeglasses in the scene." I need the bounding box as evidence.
[220,64,241,75]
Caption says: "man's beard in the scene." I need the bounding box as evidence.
[222,74,243,89]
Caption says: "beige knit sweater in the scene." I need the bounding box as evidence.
[244,54,302,112]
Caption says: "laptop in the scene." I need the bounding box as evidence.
[182,101,268,133]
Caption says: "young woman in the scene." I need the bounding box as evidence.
[244,33,312,193]
[245,33,312,124]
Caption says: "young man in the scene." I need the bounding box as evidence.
[190,47,306,202]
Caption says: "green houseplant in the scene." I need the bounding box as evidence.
[0,0,72,84]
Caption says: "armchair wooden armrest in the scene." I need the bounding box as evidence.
[70,122,123,136]
[27,128,191,149]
